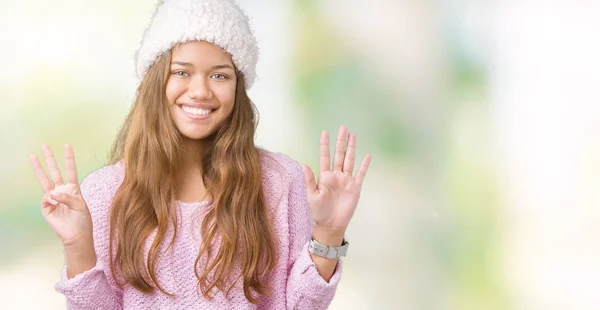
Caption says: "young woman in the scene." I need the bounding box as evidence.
[29,0,371,308]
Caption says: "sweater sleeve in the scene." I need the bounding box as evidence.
[54,165,124,309]
[285,160,342,309]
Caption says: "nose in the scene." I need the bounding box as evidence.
[187,76,213,100]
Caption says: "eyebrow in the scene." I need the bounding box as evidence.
[171,61,234,70]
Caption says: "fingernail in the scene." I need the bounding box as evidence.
[50,199,59,205]
[50,191,59,198]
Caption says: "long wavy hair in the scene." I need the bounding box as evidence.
[107,48,279,303]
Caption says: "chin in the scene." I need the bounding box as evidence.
[180,130,213,140]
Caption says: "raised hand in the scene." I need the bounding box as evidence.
[29,144,93,248]
[302,126,371,238]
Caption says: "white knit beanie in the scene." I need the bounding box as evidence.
[134,0,259,88]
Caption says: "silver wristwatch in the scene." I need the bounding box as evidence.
[308,236,349,260]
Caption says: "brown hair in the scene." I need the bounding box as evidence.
[108,49,278,303]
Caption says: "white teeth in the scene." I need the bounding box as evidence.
[181,105,212,115]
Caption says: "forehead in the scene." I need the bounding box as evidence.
[171,41,233,66]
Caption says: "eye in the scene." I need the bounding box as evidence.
[211,73,227,80]
[172,71,189,77]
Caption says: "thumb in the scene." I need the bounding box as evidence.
[50,191,86,211]
[302,165,317,197]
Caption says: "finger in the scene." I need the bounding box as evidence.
[50,190,84,211]
[302,165,318,196]
[42,193,59,207]
[319,131,330,173]
[29,155,54,192]
[355,154,372,186]
[342,132,356,175]
[64,143,79,184]
[332,125,348,172]
[42,144,64,186]
[41,195,59,217]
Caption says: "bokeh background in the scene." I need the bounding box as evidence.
[2,0,600,309]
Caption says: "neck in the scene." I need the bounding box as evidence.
[175,137,208,202]
[181,137,205,171]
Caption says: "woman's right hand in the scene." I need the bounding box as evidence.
[29,144,94,248]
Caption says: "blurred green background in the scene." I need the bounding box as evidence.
[2,0,600,309]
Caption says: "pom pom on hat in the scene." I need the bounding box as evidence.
[134,0,259,88]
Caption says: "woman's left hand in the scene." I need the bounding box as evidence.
[303,126,371,239]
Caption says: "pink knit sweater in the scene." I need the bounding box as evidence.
[54,151,341,309]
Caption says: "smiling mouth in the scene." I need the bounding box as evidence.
[179,105,214,116]
[177,104,216,120]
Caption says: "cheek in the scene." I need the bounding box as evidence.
[215,85,236,111]
[165,80,184,103]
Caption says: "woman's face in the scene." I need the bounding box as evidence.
[166,41,237,140]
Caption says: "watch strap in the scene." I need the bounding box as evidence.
[308,236,349,259]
